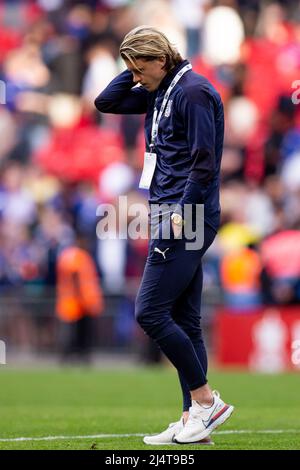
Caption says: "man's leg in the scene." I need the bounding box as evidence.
[135,260,205,390]
[139,224,234,444]
[135,225,216,393]
[172,262,208,416]
[137,247,210,445]
[172,224,216,414]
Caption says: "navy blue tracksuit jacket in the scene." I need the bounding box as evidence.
[95,59,224,232]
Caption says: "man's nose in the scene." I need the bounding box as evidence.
[132,72,141,84]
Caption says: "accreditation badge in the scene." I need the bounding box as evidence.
[138,152,157,189]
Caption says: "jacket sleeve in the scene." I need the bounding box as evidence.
[94,69,149,115]
[174,89,217,212]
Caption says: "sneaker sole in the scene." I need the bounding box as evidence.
[144,436,214,446]
[174,405,234,444]
[143,438,173,445]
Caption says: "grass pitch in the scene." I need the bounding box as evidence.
[0,366,299,450]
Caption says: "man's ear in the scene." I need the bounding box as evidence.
[158,56,167,69]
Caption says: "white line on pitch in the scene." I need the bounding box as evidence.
[216,430,300,435]
[0,433,145,442]
[0,430,300,442]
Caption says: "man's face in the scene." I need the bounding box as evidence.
[125,57,167,92]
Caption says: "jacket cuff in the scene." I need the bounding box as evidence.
[175,179,206,214]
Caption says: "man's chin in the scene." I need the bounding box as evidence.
[144,85,158,93]
[143,85,157,92]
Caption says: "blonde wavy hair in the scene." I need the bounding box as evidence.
[120,26,183,72]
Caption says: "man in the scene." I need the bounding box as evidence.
[56,236,104,363]
[95,26,234,445]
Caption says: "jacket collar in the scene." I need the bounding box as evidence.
[157,59,190,92]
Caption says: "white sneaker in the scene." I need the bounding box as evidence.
[143,418,214,445]
[174,391,234,444]
[143,419,184,445]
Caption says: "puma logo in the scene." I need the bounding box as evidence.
[154,247,169,259]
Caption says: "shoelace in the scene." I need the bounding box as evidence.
[168,422,178,429]
[168,419,183,429]
[185,407,203,427]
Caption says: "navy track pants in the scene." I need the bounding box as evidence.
[135,220,216,411]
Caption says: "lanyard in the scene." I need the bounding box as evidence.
[150,63,192,151]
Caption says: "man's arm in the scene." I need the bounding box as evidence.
[94,69,149,114]
[175,89,217,212]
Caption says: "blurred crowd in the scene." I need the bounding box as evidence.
[0,0,300,326]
